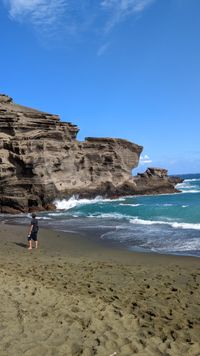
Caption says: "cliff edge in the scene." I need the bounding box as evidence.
[0,94,182,213]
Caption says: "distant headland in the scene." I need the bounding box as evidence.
[0,94,183,213]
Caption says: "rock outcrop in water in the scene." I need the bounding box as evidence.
[0,94,182,213]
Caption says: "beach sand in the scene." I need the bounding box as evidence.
[0,224,200,356]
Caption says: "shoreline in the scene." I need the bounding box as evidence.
[3,217,200,259]
[1,223,199,266]
[0,224,200,355]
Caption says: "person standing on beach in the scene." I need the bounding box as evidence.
[27,213,39,250]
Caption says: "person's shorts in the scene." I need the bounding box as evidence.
[28,232,38,241]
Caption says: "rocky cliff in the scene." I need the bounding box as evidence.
[0,94,182,213]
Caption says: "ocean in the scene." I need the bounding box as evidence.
[1,173,200,257]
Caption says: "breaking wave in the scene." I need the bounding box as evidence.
[54,195,125,210]
[129,218,200,230]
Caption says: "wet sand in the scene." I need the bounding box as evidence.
[0,224,200,356]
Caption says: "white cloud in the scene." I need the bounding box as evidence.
[140,154,152,164]
[4,0,67,29]
[3,0,155,41]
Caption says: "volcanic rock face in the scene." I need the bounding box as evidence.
[0,94,182,213]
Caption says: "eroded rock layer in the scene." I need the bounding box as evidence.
[0,94,182,213]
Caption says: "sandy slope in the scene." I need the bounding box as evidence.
[0,224,200,356]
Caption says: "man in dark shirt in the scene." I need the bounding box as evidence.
[28,213,39,250]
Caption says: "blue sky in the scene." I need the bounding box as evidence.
[1,0,200,175]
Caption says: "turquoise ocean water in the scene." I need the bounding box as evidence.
[2,173,200,257]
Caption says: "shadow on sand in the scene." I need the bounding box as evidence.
[14,242,27,249]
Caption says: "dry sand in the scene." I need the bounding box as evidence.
[0,224,200,356]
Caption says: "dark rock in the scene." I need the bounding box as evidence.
[134,168,183,195]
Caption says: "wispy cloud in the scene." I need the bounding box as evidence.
[101,0,155,32]
[139,154,152,164]
[4,0,67,31]
[97,42,110,56]
[3,0,155,44]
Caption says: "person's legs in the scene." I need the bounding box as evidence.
[33,233,38,248]
[28,239,32,250]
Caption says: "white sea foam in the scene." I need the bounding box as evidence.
[54,195,125,210]
[90,213,130,220]
[119,203,142,207]
[151,239,200,252]
[177,183,196,189]
[177,183,190,188]
[54,196,99,210]
[129,218,168,226]
[171,222,200,230]
[129,218,200,230]
[48,212,65,216]
[175,239,200,251]
[184,178,200,182]
[176,180,199,193]
[181,190,199,194]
